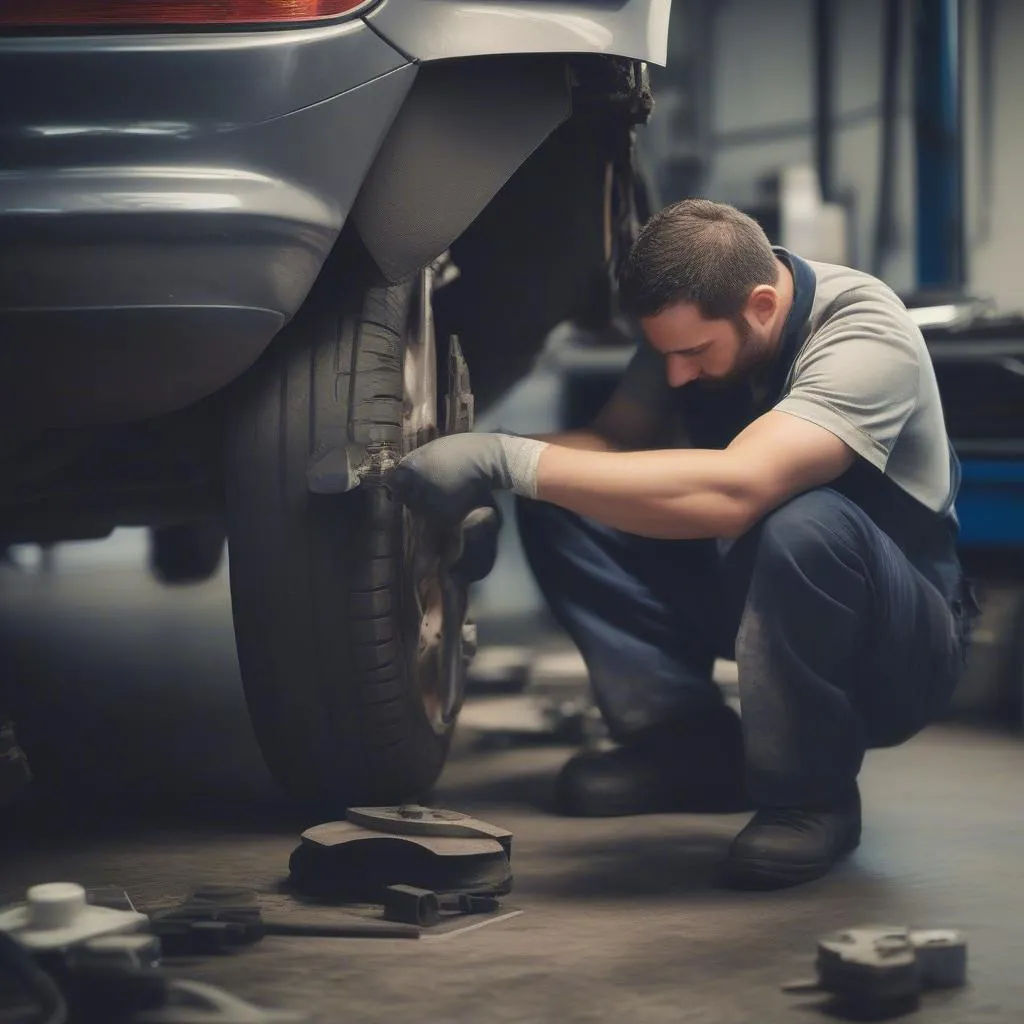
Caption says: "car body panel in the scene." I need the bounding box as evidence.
[0,60,418,431]
[0,19,406,130]
[0,2,672,436]
[365,0,672,65]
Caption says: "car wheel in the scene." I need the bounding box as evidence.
[224,268,469,809]
[149,520,227,585]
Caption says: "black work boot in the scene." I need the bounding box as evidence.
[722,787,861,890]
[554,704,749,817]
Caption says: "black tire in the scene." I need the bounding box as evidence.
[224,278,462,810]
[148,520,226,585]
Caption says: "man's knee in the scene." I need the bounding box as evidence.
[748,489,867,571]
[513,495,568,529]
[514,496,588,557]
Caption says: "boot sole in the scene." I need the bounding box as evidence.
[721,828,861,890]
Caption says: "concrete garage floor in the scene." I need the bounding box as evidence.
[1,544,1023,1023]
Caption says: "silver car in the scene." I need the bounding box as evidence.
[0,0,671,808]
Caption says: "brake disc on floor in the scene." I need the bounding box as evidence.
[288,806,513,902]
[346,805,512,853]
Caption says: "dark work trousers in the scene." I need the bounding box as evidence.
[516,488,966,808]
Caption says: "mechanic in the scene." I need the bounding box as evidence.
[386,198,976,890]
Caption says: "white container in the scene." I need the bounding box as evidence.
[0,882,148,951]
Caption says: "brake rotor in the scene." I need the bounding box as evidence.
[346,805,512,853]
[288,806,513,902]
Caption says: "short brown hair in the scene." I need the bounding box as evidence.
[618,198,779,319]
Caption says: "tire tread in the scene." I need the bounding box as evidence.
[225,279,452,809]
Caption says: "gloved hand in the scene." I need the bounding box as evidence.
[385,432,548,530]
[445,500,503,583]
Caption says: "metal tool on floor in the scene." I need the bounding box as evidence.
[287,804,514,921]
[0,889,307,1024]
[148,883,420,953]
[782,924,968,1018]
[382,884,499,928]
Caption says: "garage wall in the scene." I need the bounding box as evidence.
[648,0,1022,305]
[683,0,918,292]
[963,0,1024,312]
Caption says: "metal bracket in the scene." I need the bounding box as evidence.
[445,334,474,436]
[571,57,654,126]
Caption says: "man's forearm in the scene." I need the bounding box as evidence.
[534,444,753,539]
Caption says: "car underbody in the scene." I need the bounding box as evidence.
[0,53,652,549]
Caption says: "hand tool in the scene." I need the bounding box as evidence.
[382,884,500,928]
[782,923,968,1018]
[148,884,419,954]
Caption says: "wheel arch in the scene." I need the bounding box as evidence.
[343,51,653,408]
[349,54,574,285]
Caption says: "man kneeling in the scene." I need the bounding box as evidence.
[387,198,975,890]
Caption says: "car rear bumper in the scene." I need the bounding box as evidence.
[0,20,415,430]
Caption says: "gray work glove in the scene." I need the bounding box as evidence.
[385,433,548,531]
[445,500,503,583]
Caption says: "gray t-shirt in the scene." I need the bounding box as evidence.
[614,256,954,517]
[777,258,952,514]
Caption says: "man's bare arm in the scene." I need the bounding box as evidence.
[534,410,855,539]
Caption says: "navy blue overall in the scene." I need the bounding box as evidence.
[516,252,975,807]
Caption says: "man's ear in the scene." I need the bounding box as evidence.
[746,285,778,327]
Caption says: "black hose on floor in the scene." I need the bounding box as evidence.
[0,932,67,1024]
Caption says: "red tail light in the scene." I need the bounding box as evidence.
[0,1,373,26]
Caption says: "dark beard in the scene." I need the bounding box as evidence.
[697,316,773,390]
